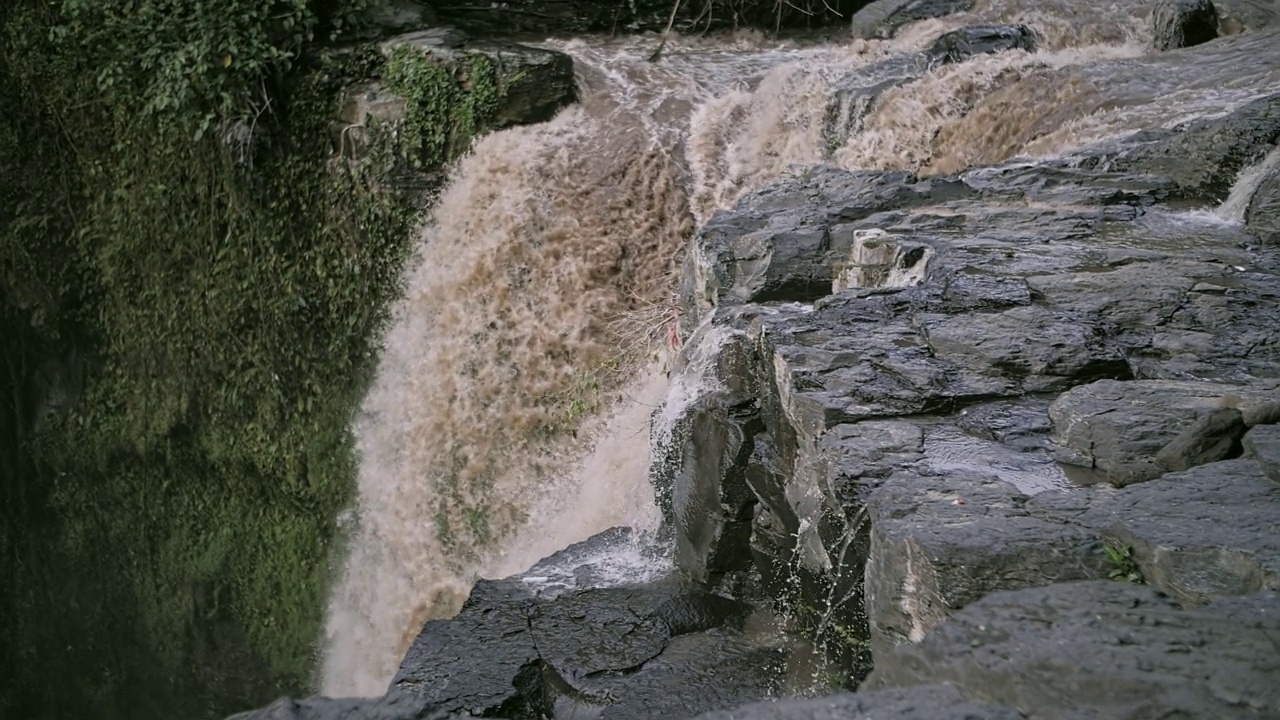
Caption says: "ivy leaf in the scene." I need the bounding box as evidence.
[222,53,232,68]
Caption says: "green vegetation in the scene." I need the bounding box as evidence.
[383,45,502,168]
[1103,543,1145,584]
[0,1,515,718]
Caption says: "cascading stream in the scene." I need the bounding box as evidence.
[321,2,1280,698]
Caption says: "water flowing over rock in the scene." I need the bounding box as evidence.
[1247,165,1280,242]
[648,21,1280,720]
[232,0,1280,716]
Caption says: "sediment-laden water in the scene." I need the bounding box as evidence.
[321,1,1280,696]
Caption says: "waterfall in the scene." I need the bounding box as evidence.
[320,0,1280,697]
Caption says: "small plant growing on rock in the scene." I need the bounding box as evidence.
[1103,543,1144,584]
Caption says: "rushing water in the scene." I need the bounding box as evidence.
[320,0,1280,697]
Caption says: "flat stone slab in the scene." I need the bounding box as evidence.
[864,581,1280,720]
[686,684,1023,720]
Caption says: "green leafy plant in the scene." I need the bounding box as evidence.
[1103,543,1144,584]
[382,45,502,168]
[0,0,514,716]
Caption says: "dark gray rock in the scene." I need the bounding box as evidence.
[954,398,1054,451]
[351,0,437,40]
[336,29,575,174]
[1215,0,1280,32]
[850,0,976,39]
[865,471,1108,660]
[225,698,380,720]
[682,169,969,317]
[685,685,1024,720]
[1244,423,1280,481]
[650,315,764,584]
[1083,93,1280,201]
[1245,166,1280,243]
[1084,458,1280,606]
[1152,0,1219,50]
[864,582,1280,720]
[862,451,1280,657]
[960,161,1176,206]
[1047,379,1280,486]
[386,575,774,718]
[666,151,1280,676]
[926,25,1039,65]
[226,688,467,720]
[1153,406,1246,471]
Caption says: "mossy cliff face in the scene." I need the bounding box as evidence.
[0,2,571,718]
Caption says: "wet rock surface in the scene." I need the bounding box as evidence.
[234,14,1280,720]
[850,0,978,39]
[232,531,784,720]
[1151,0,1219,50]
[652,24,1280,720]
[335,28,576,172]
[688,684,1024,720]
[1247,166,1280,242]
[865,582,1280,719]
[926,24,1039,64]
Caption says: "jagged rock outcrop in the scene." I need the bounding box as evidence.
[653,27,1280,715]
[1152,0,1219,50]
[230,531,786,720]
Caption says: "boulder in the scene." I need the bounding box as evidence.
[378,29,576,131]
[864,582,1280,720]
[1152,0,1219,51]
[926,25,1039,64]
[385,576,784,720]
[1047,379,1280,486]
[350,0,437,40]
[1244,423,1280,481]
[850,0,977,39]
